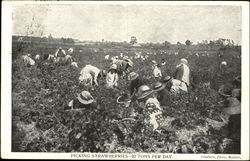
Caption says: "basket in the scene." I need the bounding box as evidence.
[116,95,131,107]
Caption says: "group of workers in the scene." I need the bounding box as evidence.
[69,51,241,136]
[22,47,78,68]
[21,47,241,135]
[68,55,194,132]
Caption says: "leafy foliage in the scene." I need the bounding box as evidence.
[12,43,241,153]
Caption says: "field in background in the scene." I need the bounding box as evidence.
[12,41,241,153]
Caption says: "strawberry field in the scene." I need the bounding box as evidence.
[12,42,241,153]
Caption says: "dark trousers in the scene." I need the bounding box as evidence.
[228,114,241,138]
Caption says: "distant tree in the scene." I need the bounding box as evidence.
[24,16,45,37]
[67,38,74,44]
[209,40,215,46]
[177,41,182,45]
[61,37,66,43]
[201,40,209,45]
[164,41,171,46]
[48,34,53,39]
[215,39,224,47]
[130,36,137,44]
[185,40,192,46]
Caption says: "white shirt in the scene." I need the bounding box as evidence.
[104,55,110,60]
[181,63,190,86]
[106,71,118,88]
[65,55,73,62]
[71,62,78,68]
[35,54,40,60]
[171,79,188,93]
[153,66,162,78]
[80,65,101,86]
[23,55,35,66]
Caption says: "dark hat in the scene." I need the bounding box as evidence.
[153,81,166,92]
[128,72,139,81]
[162,76,172,83]
[135,85,154,100]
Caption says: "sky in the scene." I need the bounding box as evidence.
[12,4,242,44]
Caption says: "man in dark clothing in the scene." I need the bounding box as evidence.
[114,59,133,77]
[218,77,241,154]
[152,81,172,106]
[127,72,144,98]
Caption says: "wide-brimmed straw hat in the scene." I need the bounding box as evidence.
[153,81,166,92]
[77,91,94,105]
[135,85,154,100]
[152,60,157,64]
[180,58,188,64]
[128,72,139,81]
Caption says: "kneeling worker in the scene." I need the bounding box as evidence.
[65,91,97,110]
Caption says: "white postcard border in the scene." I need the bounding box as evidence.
[1,1,249,160]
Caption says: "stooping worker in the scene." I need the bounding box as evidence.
[152,81,172,106]
[65,91,97,111]
[134,85,163,132]
[35,54,40,60]
[106,64,119,89]
[44,53,56,63]
[218,76,241,102]
[162,76,188,94]
[54,47,67,64]
[218,77,241,141]
[174,58,190,89]
[153,64,162,79]
[79,64,107,88]
[151,60,162,78]
[22,54,35,67]
[70,62,78,69]
[127,72,144,98]
[113,58,133,77]
[65,54,74,65]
